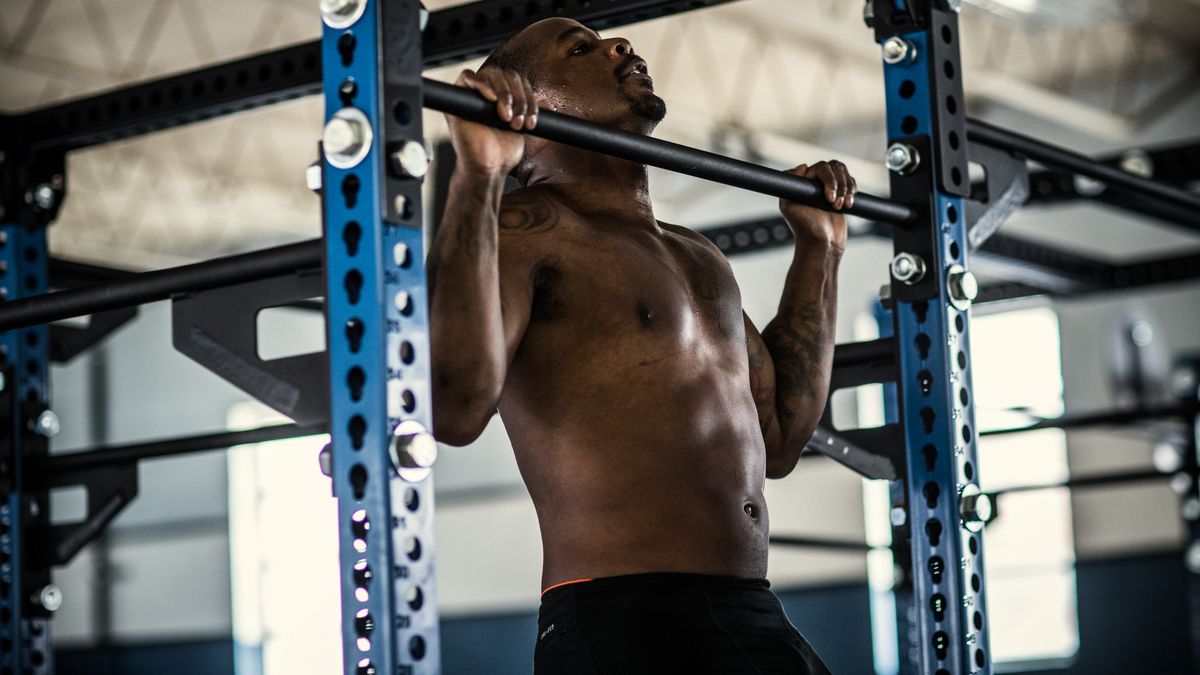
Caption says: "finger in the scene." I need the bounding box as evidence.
[459,69,499,103]
[484,69,514,122]
[815,162,840,206]
[506,71,528,130]
[832,162,850,209]
[521,75,539,130]
[847,173,858,209]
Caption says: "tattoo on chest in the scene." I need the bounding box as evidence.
[500,191,561,234]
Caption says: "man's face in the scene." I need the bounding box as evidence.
[508,18,666,128]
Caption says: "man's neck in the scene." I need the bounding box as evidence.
[524,144,657,228]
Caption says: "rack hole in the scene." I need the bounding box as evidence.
[913,300,929,324]
[933,631,948,659]
[949,241,960,260]
[399,341,415,365]
[955,315,965,334]
[969,536,979,555]
[915,333,932,360]
[947,203,958,223]
[920,407,935,434]
[394,243,412,268]
[394,100,413,126]
[343,221,362,256]
[946,95,958,115]
[949,131,959,150]
[975,650,986,668]
[941,25,953,43]
[406,585,425,611]
[405,536,423,561]
[338,33,357,66]
[925,518,943,546]
[342,174,361,208]
[961,424,973,444]
[353,559,372,589]
[355,660,375,675]
[964,461,974,481]
[973,610,983,630]
[395,291,413,315]
[349,415,367,450]
[404,487,420,512]
[402,389,417,413]
[410,635,427,660]
[345,318,364,352]
[344,270,364,304]
[899,79,916,99]
[971,573,981,592]
[951,166,963,186]
[917,369,934,396]
[901,115,917,134]
[943,60,955,79]
[930,593,946,621]
[349,464,368,500]
[347,367,366,401]
[959,387,969,406]
[922,444,937,471]
[923,481,940,509]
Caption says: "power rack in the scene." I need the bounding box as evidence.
[1,1,1199,673]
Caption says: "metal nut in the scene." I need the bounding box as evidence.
[320,0,367,29]
[890,252,926,285]
[390,420,437,483]
[33,410,60,438]
[885,142,920,174]
[1119,149,1153,178]
[881,37,916,65]
[32,184,56,211]
[959,484,992,533]
[37,585,62,612]
[946,264,978,310]
[323,108,373,170]
[305,163,323,192]
[391,140,430,179]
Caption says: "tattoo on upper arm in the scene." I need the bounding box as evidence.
[499,191,560,234]
[761,301,826,424]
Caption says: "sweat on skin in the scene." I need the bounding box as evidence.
[427,17,858,591]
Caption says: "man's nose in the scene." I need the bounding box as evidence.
[603,37,634,59]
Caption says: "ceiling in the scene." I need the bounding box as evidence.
[1,0,1197,268]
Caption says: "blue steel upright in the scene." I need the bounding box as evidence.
[873,1,992,673]
[321,0,440,673]
[0,221,53,675]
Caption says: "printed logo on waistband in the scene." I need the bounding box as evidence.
[539,623,555,641]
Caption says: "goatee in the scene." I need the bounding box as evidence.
[628,92,667,122]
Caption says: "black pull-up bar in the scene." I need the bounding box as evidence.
[420,78,920,228]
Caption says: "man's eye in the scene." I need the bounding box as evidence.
[570,43,587,55]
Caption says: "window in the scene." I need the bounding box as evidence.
[863,306,1078,673]
[228,403,341,675]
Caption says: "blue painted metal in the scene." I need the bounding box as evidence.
[321,0,439,673]
[879,13,992,675]
[0,223,53,674]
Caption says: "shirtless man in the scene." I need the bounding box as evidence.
[428,17,856,674]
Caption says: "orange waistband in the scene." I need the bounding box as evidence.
[541,578,594,596]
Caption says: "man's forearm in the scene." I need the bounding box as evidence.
[760,243,842,473]
[427,168,508,440]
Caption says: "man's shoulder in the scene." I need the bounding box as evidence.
[659,221,726,259]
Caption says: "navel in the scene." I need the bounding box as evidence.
[637,303,654,327]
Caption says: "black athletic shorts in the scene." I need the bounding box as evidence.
[534,572,833,674]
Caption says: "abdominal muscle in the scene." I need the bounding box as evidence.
[499,352,771,590]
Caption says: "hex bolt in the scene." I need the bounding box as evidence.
[32,184,56,211]
[1183,498,1200,521]
[323,108,373,170]
[305,163,323,193]
[318,442,332,477]
[890,252,926,285]
[390,420,438,483]
[1119,149,1153,178]
[881,37,917,65]
[1187,542,1200,574]
[890,506,907,527]
[36,585,62,612]
[946,264,979,310]
[391,140,430,179]
[885,142,920,174]
[959,484,992,533]
[320,0,367,29]
[33,410,60,438]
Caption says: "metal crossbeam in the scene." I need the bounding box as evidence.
[16,0,742,154]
